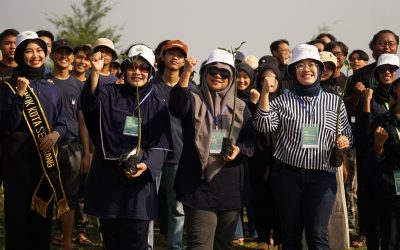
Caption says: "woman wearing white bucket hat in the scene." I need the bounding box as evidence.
[369,68,400,250]
[80,44,172,249]
[354,53,399,249]
[169,49,256,249]
[254,44,353,249]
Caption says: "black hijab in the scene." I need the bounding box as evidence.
[236,63,256,102]
[288,60,323,97]
[12,39,47,81]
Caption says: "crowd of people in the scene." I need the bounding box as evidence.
[0,28,399,250]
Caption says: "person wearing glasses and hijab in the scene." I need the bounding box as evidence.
[254,44,352,249]
[80,44,171,250]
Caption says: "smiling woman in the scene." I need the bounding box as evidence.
[254,44,353,249]
[169,49,257,249]
[80,44,172,250]
[0,31,68,249]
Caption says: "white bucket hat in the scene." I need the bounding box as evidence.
[93,38,118,60]
[288,44,324,75]
[203,49,235,69]
[375,53,399,68]
[121,44,156,75]
[374,53,399,80]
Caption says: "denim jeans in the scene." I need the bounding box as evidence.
[164,163,185,250]
[271,162,337,250]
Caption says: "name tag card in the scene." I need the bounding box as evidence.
[123,116,140,136]
[301,125,319,149]
[210,129,226,154]
[394,170,400,196]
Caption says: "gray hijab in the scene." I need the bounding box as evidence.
[191,63,245,181]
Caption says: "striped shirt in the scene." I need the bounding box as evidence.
[253,91,353,172]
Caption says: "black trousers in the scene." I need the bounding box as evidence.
[100,218,149,250]
[2,132,53,250]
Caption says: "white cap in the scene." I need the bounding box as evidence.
[203,49,235,69]
[126,44,155,70]
[376,53,400,68]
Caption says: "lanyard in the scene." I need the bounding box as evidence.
[295,89,322,124]
[202,98,228,129]
[134,88,153,113]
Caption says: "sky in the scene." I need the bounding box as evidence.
[1,0,400,69]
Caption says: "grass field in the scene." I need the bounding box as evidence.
[0,186,264,249]
[0,186,366,249]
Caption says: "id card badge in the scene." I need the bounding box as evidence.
[301,124,319,149]
[394,170,400,196]
[210,129,226,154]
[123,116,140,136]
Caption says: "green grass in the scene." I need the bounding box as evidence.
[0,186,366,249]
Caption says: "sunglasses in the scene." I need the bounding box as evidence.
[128,63,150,73]
[379,65,398,73]
[207,66,231,79]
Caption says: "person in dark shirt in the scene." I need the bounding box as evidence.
[37,30,54,74]
[47,39,91,250]
[325,41,349,92]
[355,53,399,249]
[152,39,190,250]
[70,43,93,246]
[71,45,92,83]
[0,28,19,195]
[0,30,67,250]
[0,29,19,83]
[344,30,399,246]
[170,49,256,250]
[345,30,399,117]
[80,44,171,250]
[349,49,369,72]
[371,71,400,250]
[249,62,283,249]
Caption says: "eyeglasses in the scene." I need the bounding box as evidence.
[379,65,398,73]
[294,61,318,71]
[207,66,231,79]
[128,63,150,73]
[331,51,344,58]
[377,41,397,48]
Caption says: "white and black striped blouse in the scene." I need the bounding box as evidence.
[253,91,353,172]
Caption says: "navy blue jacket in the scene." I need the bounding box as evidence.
[169,84,256,211]
[80,81,172,220]
[0,78,66,137]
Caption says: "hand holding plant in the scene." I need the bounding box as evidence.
[219,41,246,157]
